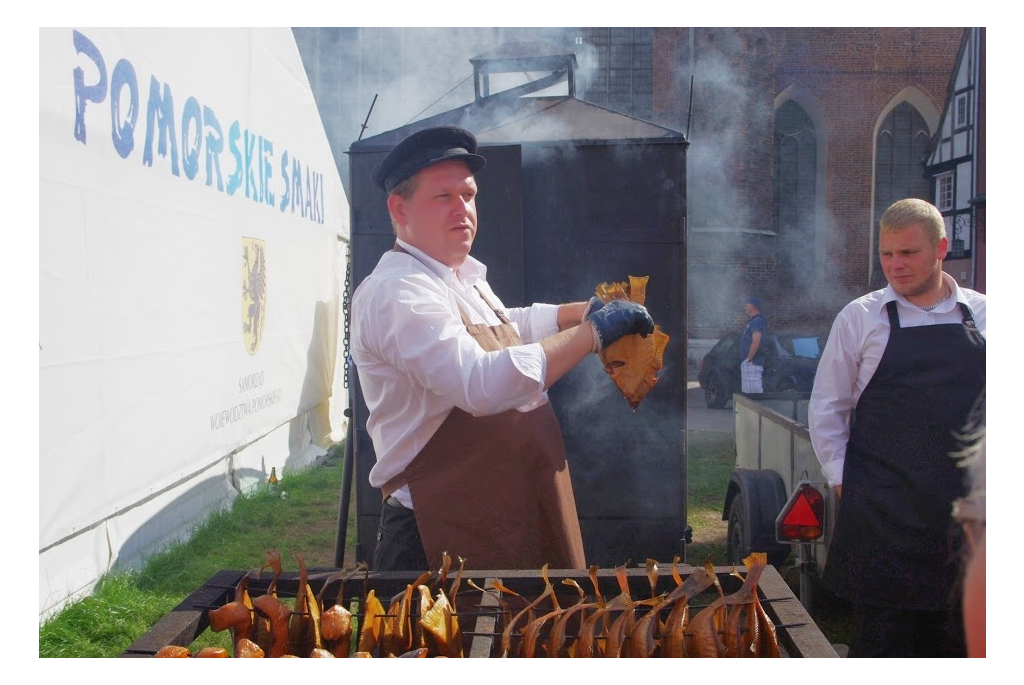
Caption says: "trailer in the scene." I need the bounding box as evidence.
[722,392,837,610]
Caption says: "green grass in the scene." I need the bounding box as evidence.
[37,573,184,658]
[39,442,355,658]
[685,431,735,565]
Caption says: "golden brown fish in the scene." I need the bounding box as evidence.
[504,583,554,657]
[594,276,670,410]
[568,564,611,657]
[520,600,563,657]
[252,550,282,653]
[206,600,252,648]
[287,553,322,658]
[382,571,432,656]
[234,638,263,658]
[753,581,780,657]
[320,603,353,657]
[420,586,463,657]
[573,605,611,658]
[357,588,385,654]
[318,565,365,658]
[252,592,292,657]
[632,560,716,658]
[687,553,768,658]
[154,645,190,657]
[545,579,592,658]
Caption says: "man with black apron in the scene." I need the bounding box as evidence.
[350,127,655,572]
[810,198,985,657]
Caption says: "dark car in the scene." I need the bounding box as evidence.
[698,330,828,408]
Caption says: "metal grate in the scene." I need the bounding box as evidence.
[121,564,838,658]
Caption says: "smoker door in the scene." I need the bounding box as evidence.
[521,141,688,566]
[348,145,524,565]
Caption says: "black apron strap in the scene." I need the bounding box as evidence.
[885,300,901,329]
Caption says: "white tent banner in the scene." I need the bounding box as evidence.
[39,27,349,616]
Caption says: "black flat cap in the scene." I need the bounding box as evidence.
[371,126,487,193]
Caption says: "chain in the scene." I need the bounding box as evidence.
[342,245,352,390]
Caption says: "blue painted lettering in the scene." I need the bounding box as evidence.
[244,130,257,201]
[292,156,303,214]
[203,106,224,191]
[109,59,138,159]
[279,150,290,212]
[304,166,313,219]
[68,31,327,224]
[181,96,202,181]
[143,75,180,176]
[227,121,242,196]
[256,133,263,201]
[262,137,274,207]
[311,171,320,223]
[72,30,106,145]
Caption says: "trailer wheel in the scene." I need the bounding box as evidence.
[727,496,790,567]
[704,372,729,409]
[726,497,748,565]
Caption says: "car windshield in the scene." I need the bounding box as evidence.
[776,335,825,360]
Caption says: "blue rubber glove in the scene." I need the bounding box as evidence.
[588,300,655,351]
[580,296,605,324]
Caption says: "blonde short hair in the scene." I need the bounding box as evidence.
[879,198,946,245]
[387,176,418,233]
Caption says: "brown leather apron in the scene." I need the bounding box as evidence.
[380,248,586,570]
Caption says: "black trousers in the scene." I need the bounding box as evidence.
[372,497,429,572]
[848,603,966,657]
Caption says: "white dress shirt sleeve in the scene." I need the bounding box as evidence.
[506,303,560,343]
[809,304,863,488]
[360,270,547,416]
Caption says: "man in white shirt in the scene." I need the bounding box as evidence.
[809,198,985,657]
[350,126,655,572]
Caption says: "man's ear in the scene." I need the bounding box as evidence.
[936,235,949,260]
[386,193,405,229]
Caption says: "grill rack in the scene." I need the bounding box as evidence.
[121,565,838,657]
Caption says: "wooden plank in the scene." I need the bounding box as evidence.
[120,570,244,657]
[467,577,500,658]
[758,566,838,658]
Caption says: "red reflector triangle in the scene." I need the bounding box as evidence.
[785,495,821,527]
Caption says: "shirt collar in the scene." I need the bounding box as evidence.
[880,271,964,313]
[394,238,488,286]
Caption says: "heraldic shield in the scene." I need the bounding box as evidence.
[242,237,267,355]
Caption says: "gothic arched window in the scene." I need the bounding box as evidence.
[871,102,931,288]
[774,100,817,288]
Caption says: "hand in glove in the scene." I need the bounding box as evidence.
[587,300,655,352]
[580,296,605,324]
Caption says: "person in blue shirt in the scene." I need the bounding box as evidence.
[739,296,767,393]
